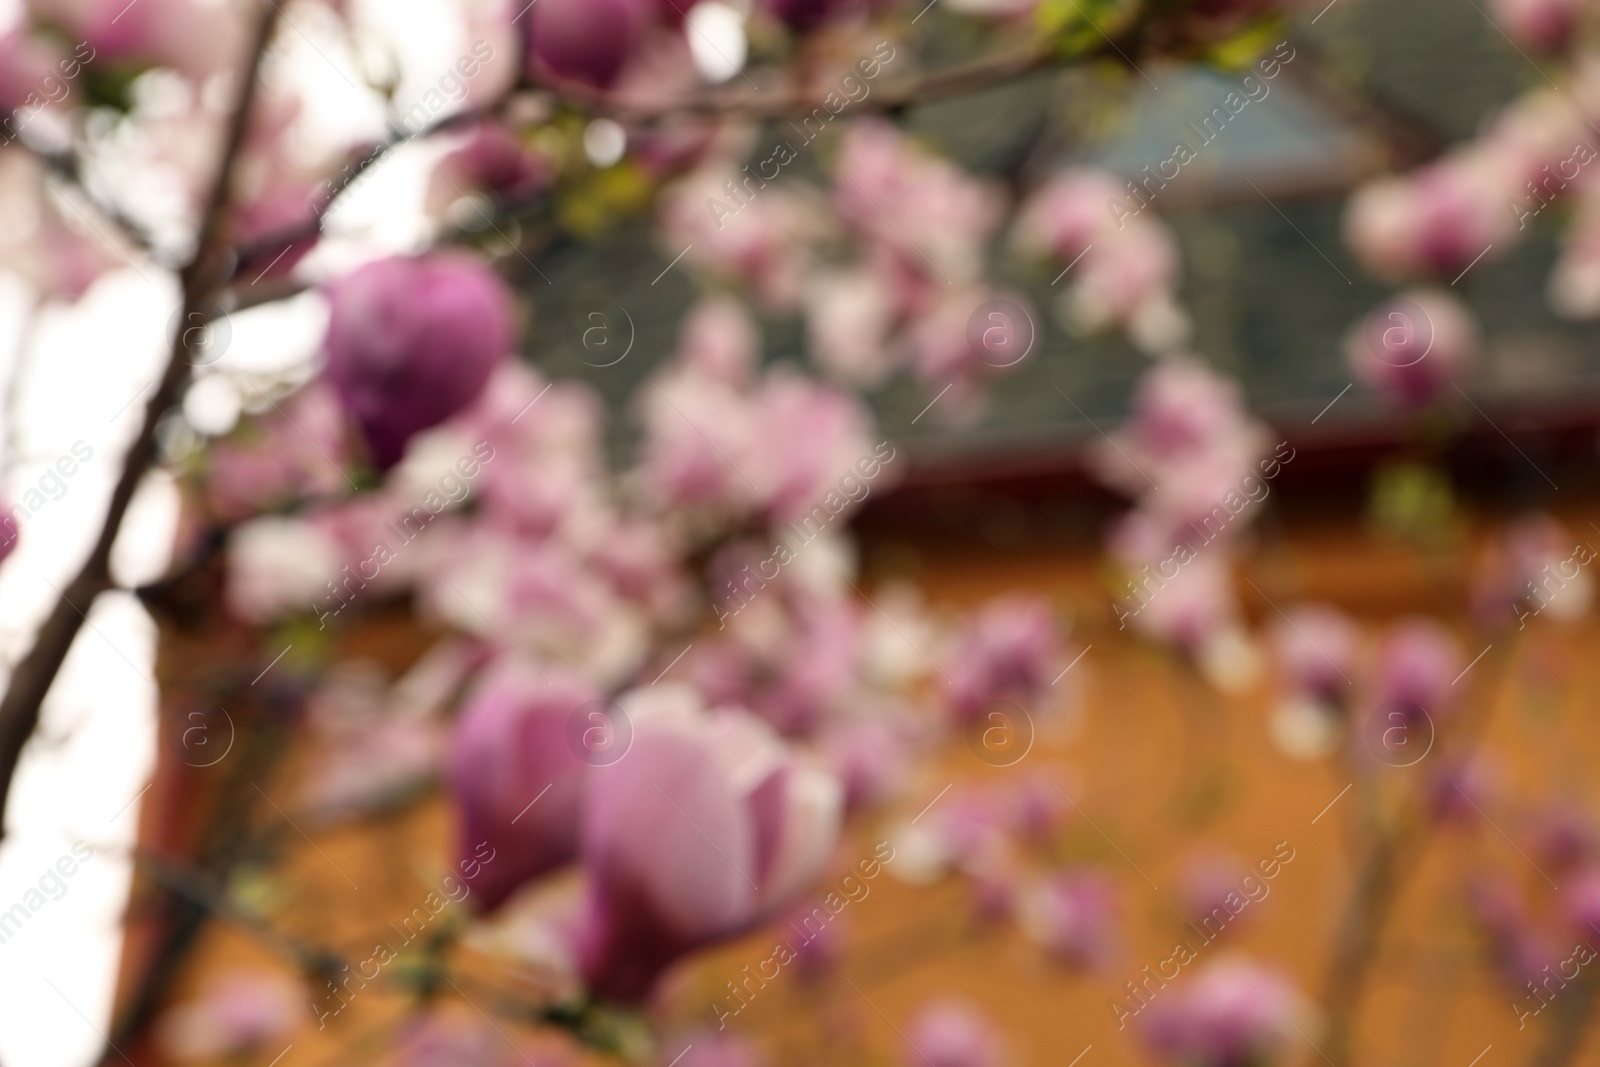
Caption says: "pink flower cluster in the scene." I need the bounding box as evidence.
[1013,168,1188,354]
[1141,958,1312,1067]
[1095,358,1273,681]
[660,120,1035,415]
[1264,609,1472,762]
[452,678,844,1000]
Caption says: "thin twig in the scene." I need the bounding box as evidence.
[229,39,1069,268]
[1320,641,1514,1065]
[584,41,1059,124]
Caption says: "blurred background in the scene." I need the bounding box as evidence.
[0,0,1598,1065]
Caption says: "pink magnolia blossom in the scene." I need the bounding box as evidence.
[0,29,65,119]
[943,594,1062,721]
[1426,757,1501,823]
[1007,772,1072,843]
[1491,0,1579,51]
[927,786,1014,868]
[1372,617,1463,718]
[1096,357,1268,525]
[635,298,763,517]
[1345,158,1515,280]
[1112,356,1253,469]
[1178,852,1255,927]
[604,28,706,115]
[637,302,876,527]
[392,1013,529,1067]
[745,595,864,735]
[1012,169,1124,263]
[1141,958,1310,1067]
[450,363,607,543]
[305,491,442,608]
[764,0,851,29]
[661,1032,766,1067]
[834,120,1001,290]
[787,899,851,979]
[158,971,305,1060]
[1484,91,1589,192]
[694,576,868,735]
[233,184,321,283]
[446,658,600,910]
[81,0,244,81]
[677,295,757,387]
[323,252,514,470]
[1062,221,1183,341]
[747,370,875,525]
[1118,551,1239,655]
[525,0,650,87]
[1011,167,1190,350]
[901,287,1038,412]
[423,531,647,687]
[1531,802,1593,874]
[576,700,842,999]
[659,164,825,310]
[1471,513,1593,628]
[207,383,351,520]
[820,716,913,812]
[0,151,120,301]
[1345,289,1478,409]
[588,515,693,621]
[1013,168,1186,351]
[1020,869,1117,966]
[427,123,551,217]
[1562,865,1600,936]
[805,267,898,387]
[902,1000,1005,1067]
[1270,603,1359,706]
[638,368,759,518]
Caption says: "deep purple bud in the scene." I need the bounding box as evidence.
[764,0,842,29]
[526,0,648,88]
[323,252,513,469]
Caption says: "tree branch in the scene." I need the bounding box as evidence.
[0,0,283,840]
[229,38,1068,270]
[584,40,1060,124]
[1320,642,1514,1066]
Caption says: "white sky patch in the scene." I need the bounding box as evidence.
[686,2,748,85]
[584,119,628,169]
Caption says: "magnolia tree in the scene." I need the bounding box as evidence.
[0,0,1594,1064]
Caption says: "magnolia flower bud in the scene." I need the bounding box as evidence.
[526,0,649,88]
[323,252,513,470]
[445,658,597,911]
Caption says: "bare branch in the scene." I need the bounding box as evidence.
[583,41,1059,124]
